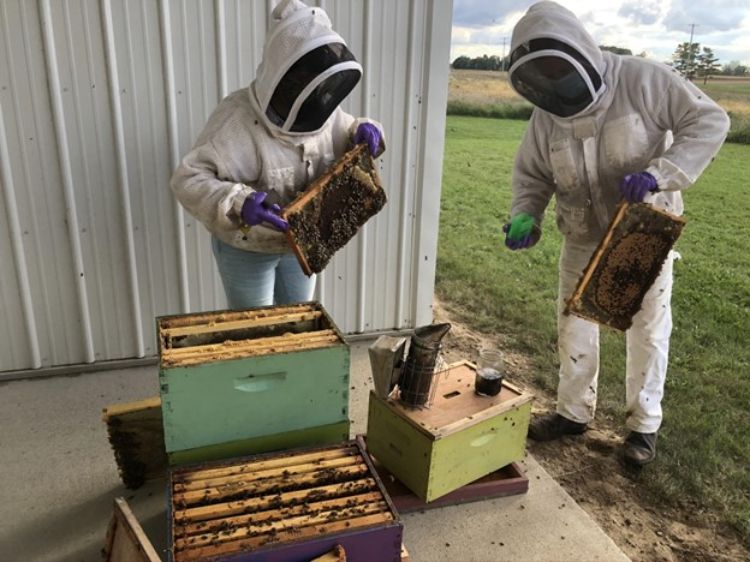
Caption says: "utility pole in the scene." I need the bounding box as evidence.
[501,37,507,72]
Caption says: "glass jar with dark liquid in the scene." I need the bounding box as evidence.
[475,349,504,397]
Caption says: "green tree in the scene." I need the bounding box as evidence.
[452,56,472,69]
[451,54,505,71]
[696,47,721,84]
[671,42,700,79]
[720,61,749,76]
[599,45,633,56]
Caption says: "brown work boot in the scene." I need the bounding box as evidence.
[528,413,588,441]
[623,431,657,466]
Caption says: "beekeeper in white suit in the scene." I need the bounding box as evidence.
[503,1,729,466]
[171,0,384,308]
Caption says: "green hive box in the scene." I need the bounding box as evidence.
[367,361,533,502]
[158,302,350,465]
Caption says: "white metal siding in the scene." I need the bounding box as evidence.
[0,0,452,373]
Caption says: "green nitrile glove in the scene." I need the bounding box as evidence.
[502,213,537,250]
[507,213,535,240]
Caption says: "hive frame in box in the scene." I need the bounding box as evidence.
[565,201,686,331]
[282,144,386,276]
[157,302,346,368]
[166,437,403,562]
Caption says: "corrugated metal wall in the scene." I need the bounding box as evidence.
[0,0,452,374]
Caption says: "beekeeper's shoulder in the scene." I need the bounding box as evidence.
[619,56,678,92]
[196,88,258,145]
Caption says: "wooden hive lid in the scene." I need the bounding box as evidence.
[378,361,533,439]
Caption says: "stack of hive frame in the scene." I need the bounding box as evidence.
[158,303,351,466]
[168,439,403,562]
[283,144,387,276]
[102,397,168,489]
[565,202,686,331]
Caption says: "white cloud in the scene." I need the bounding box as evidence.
[665,0,750,33]
[618,0,663,25]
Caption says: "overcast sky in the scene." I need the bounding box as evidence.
[451,0,750,66]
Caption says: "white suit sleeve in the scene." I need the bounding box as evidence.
[510,118,556,224]
[170,140,255,233]
[645,73,730,192]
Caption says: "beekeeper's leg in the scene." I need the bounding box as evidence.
[625,251,675,433]
[212,237,279,309]
[273,252,316,305]
[557,239,601,424]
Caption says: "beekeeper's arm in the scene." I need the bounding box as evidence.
[506,117,556,249]
[644,70,730,192]
[170,135,285,232]
[170,140,255,232]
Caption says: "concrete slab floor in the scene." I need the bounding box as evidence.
[0,340,629,562]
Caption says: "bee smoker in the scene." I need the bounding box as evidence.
[369,323,451,407]
[398,323,451,407]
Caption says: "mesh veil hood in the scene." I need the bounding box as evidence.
[251,0,362,135]
[510,1,604,77]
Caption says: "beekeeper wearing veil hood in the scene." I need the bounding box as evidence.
[502,1,729,465]
[171,0,384,308]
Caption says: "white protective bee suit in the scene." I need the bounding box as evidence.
[508,2,729,433]
[171,0,384,256]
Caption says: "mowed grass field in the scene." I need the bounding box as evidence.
[436,116,750,542]
[449,69,750,141]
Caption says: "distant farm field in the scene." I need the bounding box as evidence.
[448,69,750,142]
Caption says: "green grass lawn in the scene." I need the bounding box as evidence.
[436,115,750,542]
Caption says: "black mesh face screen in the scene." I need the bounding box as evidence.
[267,43,360,131]
[510,53,594,117]
[289,70,361,132]
[510,38,602,91]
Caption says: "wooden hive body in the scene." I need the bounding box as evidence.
[366,361,533,502]
[168,439,403,562]
[282,144,386,275]
[565,202,686,330]
[158,303,350,465]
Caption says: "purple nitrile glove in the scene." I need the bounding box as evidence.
[241,191,288,231]
[353,123,382,157]
[619,171,659,203]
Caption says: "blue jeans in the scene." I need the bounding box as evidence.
[211,237,316,309]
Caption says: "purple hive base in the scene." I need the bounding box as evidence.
[220,525,402,562]
[380,462,528,513]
